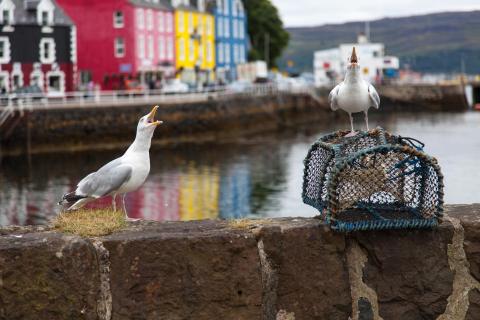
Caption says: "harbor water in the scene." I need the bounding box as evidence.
[1,110,479,226]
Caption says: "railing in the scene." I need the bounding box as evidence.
[0,83,315,112]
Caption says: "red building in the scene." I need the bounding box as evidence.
[56,0,176,90]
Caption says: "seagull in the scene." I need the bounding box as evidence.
[59,105,163,218]
[328,47,380,135]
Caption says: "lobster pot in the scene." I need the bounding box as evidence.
[302,128,444,231]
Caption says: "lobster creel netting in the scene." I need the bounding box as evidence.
[302,127,444,231]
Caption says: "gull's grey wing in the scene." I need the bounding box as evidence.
[77,163,132,198]
[328,83,342,111]
[368,84,380,109]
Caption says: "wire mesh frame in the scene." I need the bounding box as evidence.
[302,129,444,232]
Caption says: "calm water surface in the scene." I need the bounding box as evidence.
[1,111,479,226]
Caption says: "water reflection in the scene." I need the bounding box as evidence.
[1,111,479,226]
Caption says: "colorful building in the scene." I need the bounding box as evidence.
[172,0,215,86]
[0,0,76,94]
[56,0,176,90]
[214,0,247,82]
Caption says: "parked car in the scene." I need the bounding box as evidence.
[162,79,189,94]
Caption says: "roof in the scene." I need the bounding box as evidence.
[10,0,74,26]
[129,0,173,11]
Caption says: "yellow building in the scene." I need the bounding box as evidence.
[174,6,215,85]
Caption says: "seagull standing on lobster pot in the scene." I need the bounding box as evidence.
[328,47,380,136]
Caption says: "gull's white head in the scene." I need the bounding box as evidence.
[137,105,163,134]
[347,47,360,72]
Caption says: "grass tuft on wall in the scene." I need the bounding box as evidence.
[53,209,127,237]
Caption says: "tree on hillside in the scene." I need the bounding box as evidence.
[243,0,289,68]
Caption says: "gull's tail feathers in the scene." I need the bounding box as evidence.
[58,192,93,211]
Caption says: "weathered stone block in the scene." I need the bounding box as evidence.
[101,220,263,320]
[351,223,455,320]
[269,220,352,320]
[0,232,100,320]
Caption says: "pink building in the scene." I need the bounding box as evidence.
[56,0,175,90]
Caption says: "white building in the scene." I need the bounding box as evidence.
[314,34,399,87]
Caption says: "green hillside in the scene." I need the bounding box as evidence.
[279,11,480,74]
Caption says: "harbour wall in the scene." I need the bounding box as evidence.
[0,83,468,157]
[1,204,480,320]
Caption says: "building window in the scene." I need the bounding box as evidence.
[225,43,230,63]
[146,9,153,30]
[41,11,49,25]
[158,37,165,59]
[113,11,124,28]
[178,38,185,60]
[232,19,237,38]
[188,13,193,33]
[239,22,244,39]
[178,12,184,32]
[138,35,145,59]
[224,18,229,37]
[189,38,194,61]
[238,1,244,16]
[114,37,125,57]
[166,13,172,32]
[147,35,154,59]
[47,70,65,93]
[167,37,174,59]
[39,38,55,64]
[232,0,238,16]
[30,70,44,89]
[217,17,222,37]
[11,71,22,91]
[206,17,212,36]
[158,12,164,32]
[38,9,53,26]
[137,8,144,30]
[223,0,228,14]
[0,36,11,64]
[207,42,212,62]
[217,43,223,63]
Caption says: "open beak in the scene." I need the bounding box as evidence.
[146,105,163,126]
[350,47,358,64]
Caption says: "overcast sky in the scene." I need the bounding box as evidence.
[271,0,480,27]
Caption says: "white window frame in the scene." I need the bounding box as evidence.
[147,34,154,59]
[37,0,54,26]
[46,69,65,94]
[232,0,238,16]
[136,8,144,30]
[178,38,185,61]
[178,12,184,33]
[206,17,212,36]
[189,38,194,61]
[223,0,229,14]
[0,70,9,92]
[224,18,229,37]
[114,37,125,58]
[158,12,164,32]
[113,11,124,28]
[0,0,15,25]
[217,17,222,37]
[39,38,56,64]
[188,13,193,34]
[158,36,165,60]
[239,21,244,39]
[0,36,11,64]
[225,43,230,63]
[166,13,172,32]
[146,9,153,31]
[10,65,23,90]
[207,42,212,62]
[138,35,145,59]
[232,19,237,38]
[30,68,44,90]
[167,37,174,60]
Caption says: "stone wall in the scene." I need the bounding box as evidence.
[0,93,328,156]
[1,204,480,320]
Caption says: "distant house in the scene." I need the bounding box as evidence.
[0,0,76,95]
[172,0,215,86]
[314,34,399,87]
[56,0,176,90]
[214,0,247,82]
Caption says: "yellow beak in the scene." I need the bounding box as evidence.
[147,105,163,126]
